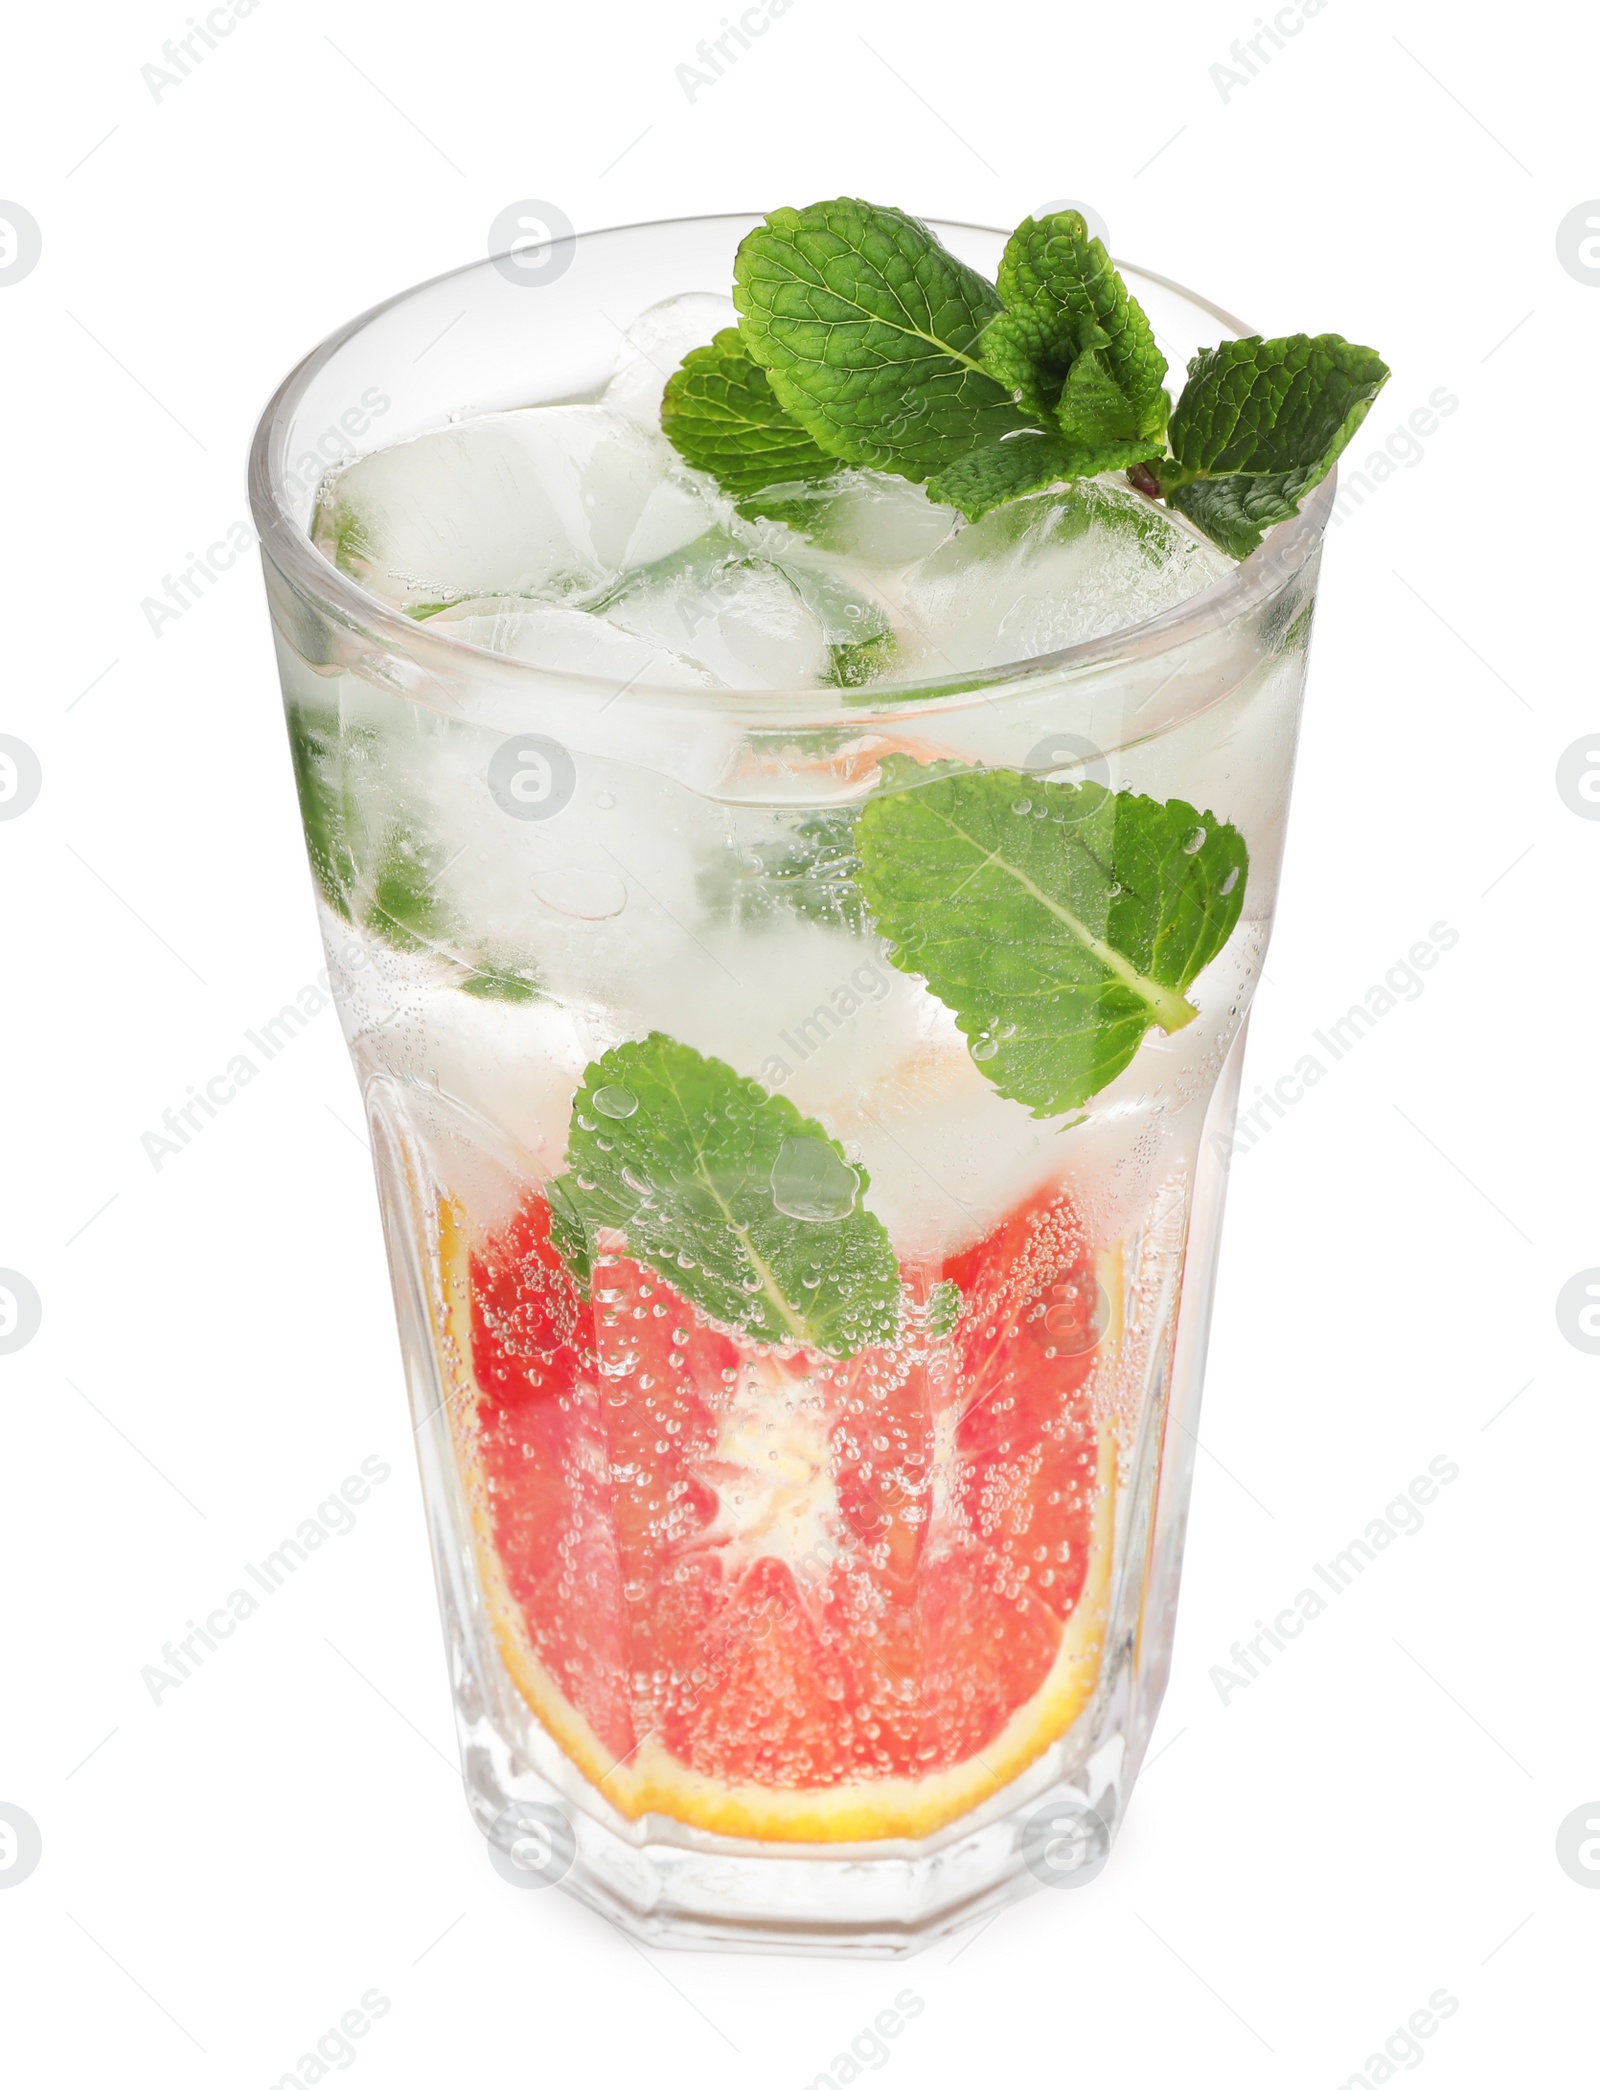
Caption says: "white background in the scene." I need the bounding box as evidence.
[2,1,1597,2084]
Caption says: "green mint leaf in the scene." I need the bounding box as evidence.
[550,1033,901,1356]
[982,213,1168,449]
[823,629,899,688]
[927,431,1152,521]
[764,809,870,928]
[777,556,892,652]
[309,496,371,579]
[733,199,1031,482]
[1052,347,1164,454]
[286,706,362,920]
[365,832,452,954]
[546,1173,593,1288]
[1161,478,1303,560]
[659,327,840,502]
[925,1278,962,1338]
[1158,333,1390,556]
[697,810,869,933]
[856,766,1248,1118]
[457,959,543,1003]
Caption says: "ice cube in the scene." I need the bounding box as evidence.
[894,478,1231,677]
[313,405,717,614]
[602,532,833,689]
[603,292,741,429]
[756,469,959,568]
[427,596,724,689]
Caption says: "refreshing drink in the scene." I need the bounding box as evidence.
[251,205,1384,1952]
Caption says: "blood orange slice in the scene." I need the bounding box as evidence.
[435,1185,1117,1841]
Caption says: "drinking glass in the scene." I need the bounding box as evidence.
[249,214,1329,1954]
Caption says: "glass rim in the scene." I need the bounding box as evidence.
[247,210,1333,724]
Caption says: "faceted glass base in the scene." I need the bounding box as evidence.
[459,1661,1134,1956]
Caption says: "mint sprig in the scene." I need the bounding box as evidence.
[1153,333,1390,557]
[983,212,1170,462]
[926,431,1103,522]
[732,199,1031,480]
[659,327,840,507]
[855,760,1248,1118]
[547,1033,901,1357]
[661,198,1388,554]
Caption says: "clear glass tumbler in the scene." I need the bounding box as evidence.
[248,215,1329,1955]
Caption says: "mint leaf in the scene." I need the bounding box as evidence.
[856,766,1248,1118]
[733,199,1031,482]
[660,327,840,503]
[366,832,452,953]
[925,1278,962,1338]
[1053,345,1152,447]
[982,213,1168,450]
[651,196,1387,541]
[778,556,892,654]
[549,1033,901,1356]
[823,629,898,688]
[1158,333,1389,556]
[286,706,363,920]
[458,959,543,1003]
[698,809,869,932]
[928,432,1114,521]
